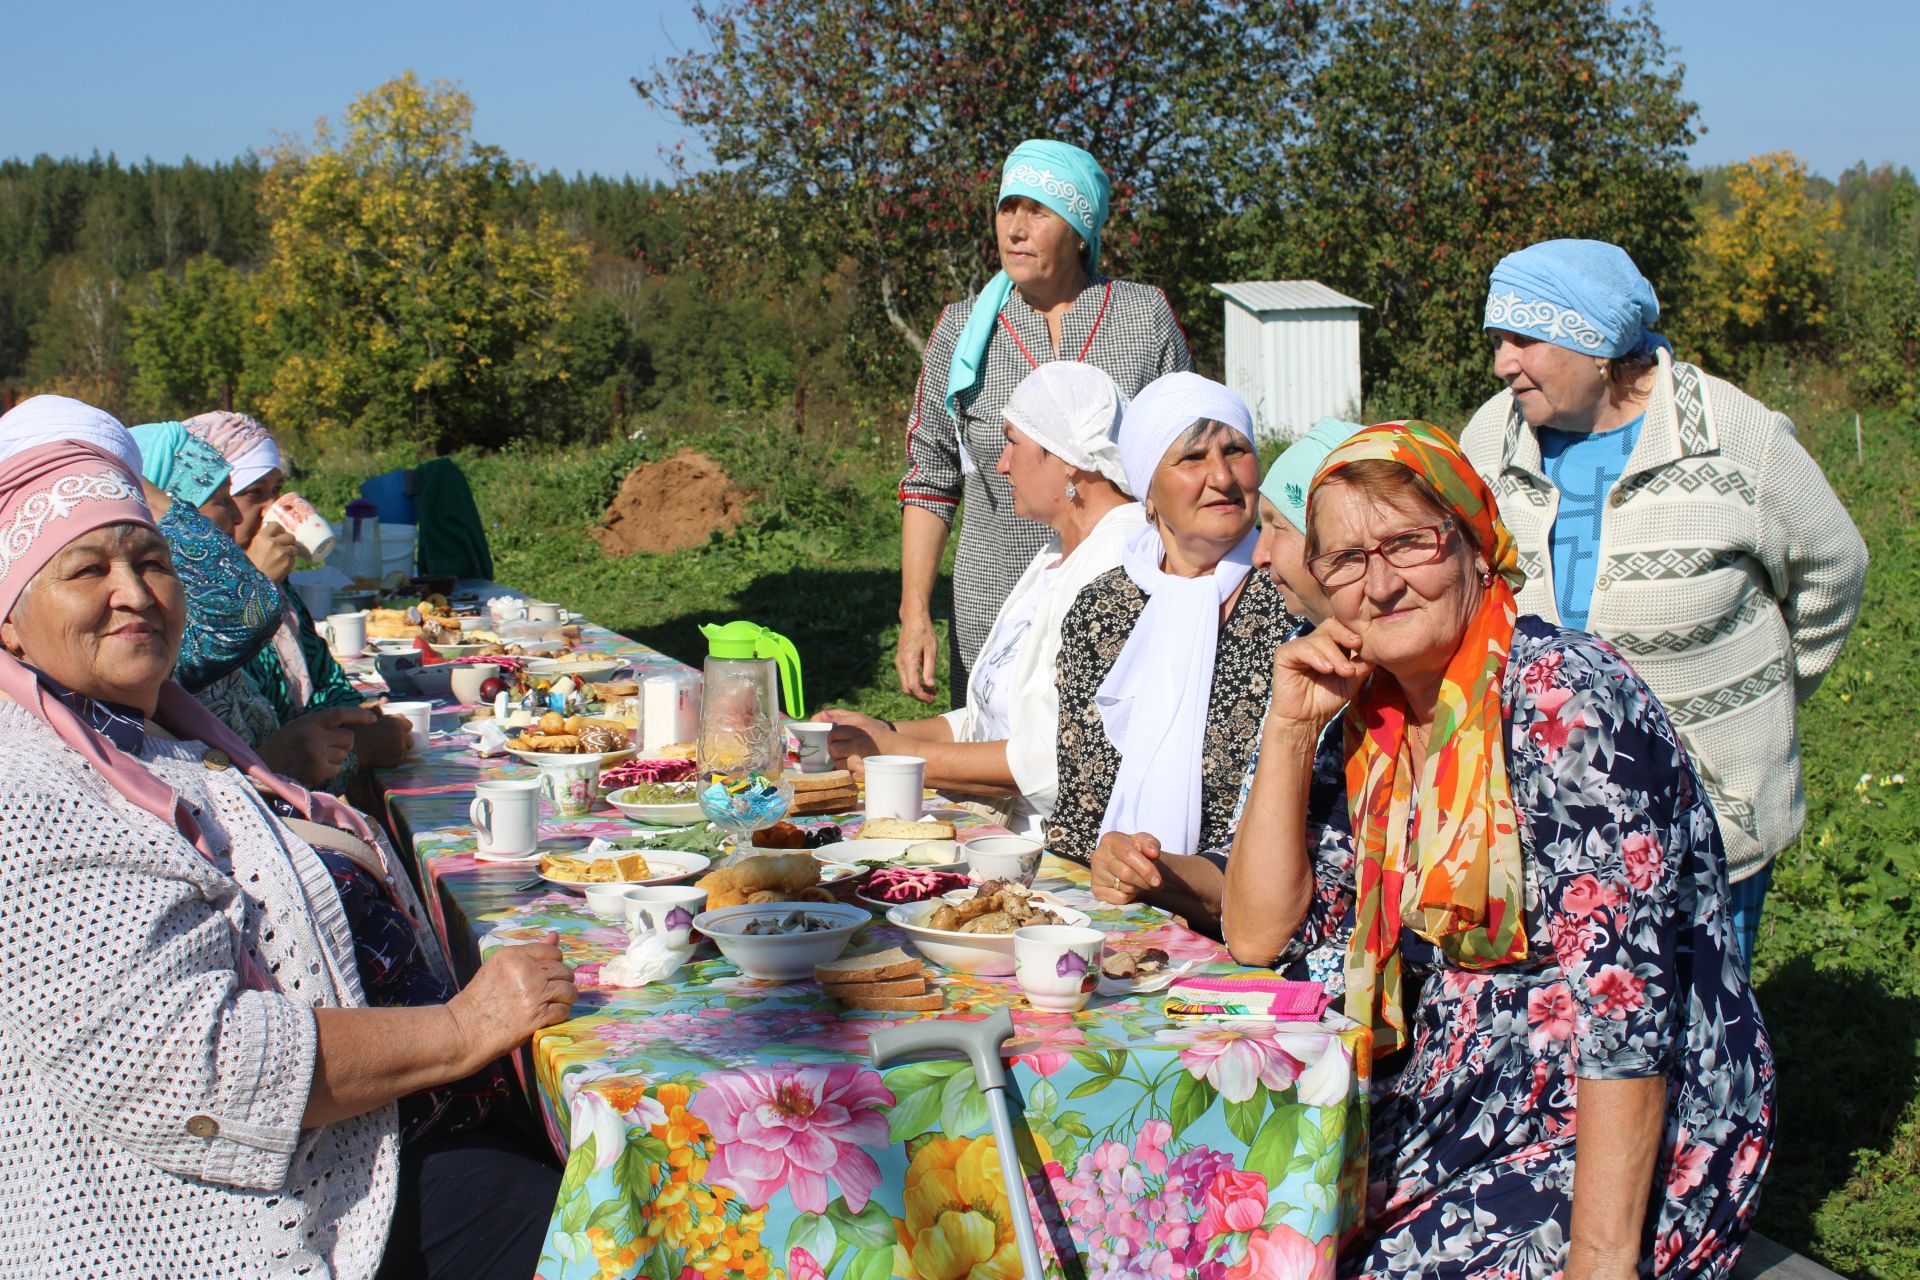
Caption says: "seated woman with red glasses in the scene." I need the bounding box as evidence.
[1224,420,1771,1280]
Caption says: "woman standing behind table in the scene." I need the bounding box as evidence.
[896,139,1192,704]
[1227,421,1772,1280]
[1049,373,1300,924]
[822,363,1144,836]
[1461,239,1867,966]
[1090,416,1360,922]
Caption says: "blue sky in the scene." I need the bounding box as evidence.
[1,0,1913,182]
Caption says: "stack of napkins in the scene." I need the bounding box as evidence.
[1164,974,1330,1021]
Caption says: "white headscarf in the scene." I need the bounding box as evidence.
[1001,362,1131,494]
[0,395,143,477]
[1096,372,1258,854]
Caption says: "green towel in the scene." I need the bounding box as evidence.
[413,457,494,580]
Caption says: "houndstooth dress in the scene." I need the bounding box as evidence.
[899,275,1192,681]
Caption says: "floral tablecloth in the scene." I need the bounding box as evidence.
[359,585,1371,1280]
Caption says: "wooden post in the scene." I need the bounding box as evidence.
[1855,413,1863,465]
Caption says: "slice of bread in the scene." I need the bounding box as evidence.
[859,817,957,841]
[822,976,927,999]
[816,946,924,984]
[785,769,853,791]
[838,990,946,1012]
[790,789,859,816]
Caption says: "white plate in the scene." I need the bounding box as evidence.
[606,785,705,825]
[508,747,635,768]
[809,839,967,872]
[887,893,1092,976]
[538,849,711,890]
[817,861,866,886]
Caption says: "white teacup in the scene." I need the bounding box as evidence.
[469,778,541,856]
[789,722,833,773]
[263,492,337,560]
[385,701,433,752]
[448,662,501,707]
[623,886,708,952]
[320,611,368,658]
[527,601,563,624]
[965,836,1044,886]
[1013,924,1105,1013]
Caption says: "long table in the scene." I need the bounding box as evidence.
[358,589,1370,1280]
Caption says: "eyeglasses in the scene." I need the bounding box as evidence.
[1307,520,1455,588]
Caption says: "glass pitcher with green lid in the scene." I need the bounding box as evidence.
[696,621,805,779]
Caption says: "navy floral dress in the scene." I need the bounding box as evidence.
[1279,617,1774,1279]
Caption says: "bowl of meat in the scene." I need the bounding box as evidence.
[885,879,1091,976]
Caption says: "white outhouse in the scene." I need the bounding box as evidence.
[1213,280,1371,442]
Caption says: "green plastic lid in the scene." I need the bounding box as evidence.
[698,621,805,718]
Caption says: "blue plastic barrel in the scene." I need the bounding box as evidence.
[358,469,417,523]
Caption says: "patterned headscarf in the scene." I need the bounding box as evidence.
[1308,420,1529,1058]
[183,411,284,495]
[947,140,1113,413]
[130,421,232,509]
[1483,238,1667,358]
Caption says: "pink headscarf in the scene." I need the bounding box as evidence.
[0,441,378,864]
[181,410,284,495]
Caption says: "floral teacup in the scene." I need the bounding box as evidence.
[623,886,708,954]
[1014,924,1105,1012]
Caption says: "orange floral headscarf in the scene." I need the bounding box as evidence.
[1308,421,1529,1058]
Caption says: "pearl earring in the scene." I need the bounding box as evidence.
[1065,479,1079,501]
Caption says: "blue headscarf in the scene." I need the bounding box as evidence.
[1483,239,1668,359]
[946,140,1112,413]
[129,420,232,509]
[1259,416,1366,533]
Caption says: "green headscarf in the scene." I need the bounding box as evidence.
[946,140,1112,413]
[129,421,232,509]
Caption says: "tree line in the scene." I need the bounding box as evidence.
[2,0,1915,458]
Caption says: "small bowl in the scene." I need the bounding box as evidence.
[405,664,458,701]
[371,652,424,693]
[692,901,868,980]
[583,882,637,920]
[963,836,1044,886]
[430,642,492,660]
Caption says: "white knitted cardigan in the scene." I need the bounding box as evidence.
[0,702,397,1279]
[1462,351,1868,880]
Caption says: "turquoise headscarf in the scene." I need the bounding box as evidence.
[130,421,232,509]
[1259,417,1367,533]
[946,140,1112,413]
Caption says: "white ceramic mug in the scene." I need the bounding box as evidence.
[263,492,337,560]
[469,779,541,856]
[385,701,433,752]
[1013,924,1105,1013]
[536,756,601,818]
[623,886,708,953]
[527,601,563,624]
[319,611,368,658]
[789,722,833,773]
[449,662,502,707]
[862,754,927,822]
[964,835,1044,887]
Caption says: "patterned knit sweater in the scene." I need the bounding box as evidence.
[0,702,397,1278]
[1461,351,1867,879]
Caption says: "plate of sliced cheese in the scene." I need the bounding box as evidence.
[537,848,710,889]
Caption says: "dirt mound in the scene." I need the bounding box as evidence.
[593,449,749,556]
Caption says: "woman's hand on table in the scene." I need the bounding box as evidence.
[352,705,415,769]
[1269,619,1372,734]
[259,704,380,787]
[246,521,298,583]
[448,935,576,1068]
[1092,832,1163,903]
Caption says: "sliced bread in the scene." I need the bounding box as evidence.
[858,817,957,841]
[838,990,946,1012]
[815,946,924,985]
[785,769,853,791]
[821,976,927,1000]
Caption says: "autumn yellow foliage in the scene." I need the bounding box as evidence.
[1682,151,1839,366]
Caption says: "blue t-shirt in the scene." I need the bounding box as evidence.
[1539,414,1644,631]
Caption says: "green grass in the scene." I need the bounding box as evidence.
[305,389,1920,1278]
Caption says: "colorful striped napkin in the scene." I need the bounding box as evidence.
[1164,974,1331,1021]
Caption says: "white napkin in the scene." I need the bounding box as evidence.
[470,720,512,757]
[599,929,687,988]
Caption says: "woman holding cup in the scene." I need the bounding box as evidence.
[821,362,1146,837]
[185,411,413,790]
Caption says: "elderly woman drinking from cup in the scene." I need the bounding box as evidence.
[1462,239,1867,968]
[823,362,1144,836]
[1225,420,1773,1280]
[1091,416,1361,919]
[183,410,411,790]
[0,427,574,1278]
[1048,372,1301,924]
